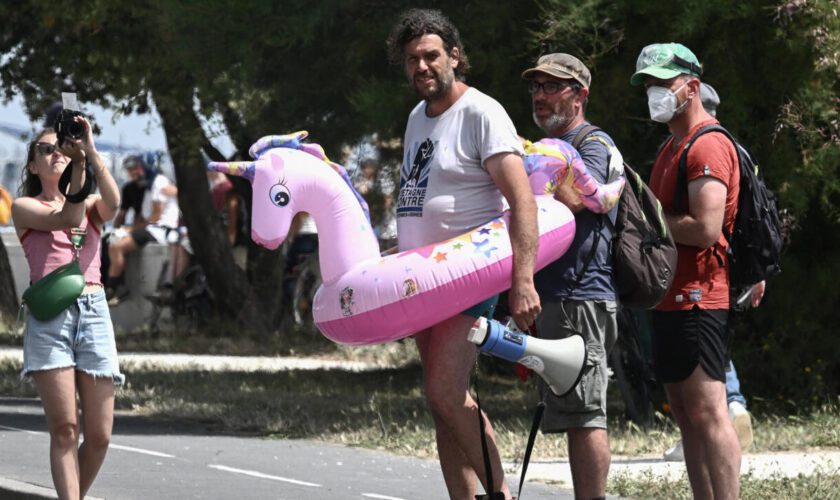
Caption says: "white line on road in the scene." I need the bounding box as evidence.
[208,464,322,487]
[109,443,175,458]
[0,424,42,435]
[362,494,407,500]
[0,425,175,458]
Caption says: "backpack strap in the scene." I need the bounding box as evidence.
[672,125,740,270]
[671,124,736,212]
[569,124,612,285]
[570,124,602,150]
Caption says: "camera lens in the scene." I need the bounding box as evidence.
[67,120,84,139]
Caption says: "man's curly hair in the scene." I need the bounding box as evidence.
[386,8,470,80]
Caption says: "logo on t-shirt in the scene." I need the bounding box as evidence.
[398,138,435,217]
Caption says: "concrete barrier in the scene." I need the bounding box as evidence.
[3,231,170,333]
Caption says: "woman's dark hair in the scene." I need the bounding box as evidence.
[386,8,470,80]
[19,129,55,197]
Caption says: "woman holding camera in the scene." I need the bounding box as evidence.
[12,116,123,500]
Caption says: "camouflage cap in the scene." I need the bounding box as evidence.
[630,43,702,86]
[522,53,591,88]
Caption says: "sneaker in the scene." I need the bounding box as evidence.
[663,440,684,462]
[106,284,130,306]
[729,401,754,452]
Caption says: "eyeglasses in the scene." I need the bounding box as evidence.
[34,142,58,156]
[527,80,576,95]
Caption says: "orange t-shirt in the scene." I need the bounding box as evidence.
[649,119,739,311]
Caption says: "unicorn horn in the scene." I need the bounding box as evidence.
[207,161,256,182]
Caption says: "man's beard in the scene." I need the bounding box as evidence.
[533,97,576,135]
[533,111,572,135]
[412,69,454,101]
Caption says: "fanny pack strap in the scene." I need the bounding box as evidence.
[69,226,86,260]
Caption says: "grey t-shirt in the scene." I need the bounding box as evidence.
[535,122,620,301]
[396,87,524,250]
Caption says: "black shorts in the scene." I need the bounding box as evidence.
[129,227,156,248]
[651,306,730,384]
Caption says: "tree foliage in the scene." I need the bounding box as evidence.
[0,1,837,401]
[532,0,840,405]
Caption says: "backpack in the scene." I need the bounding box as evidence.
[572,125,678,310]
[672,125,782,288]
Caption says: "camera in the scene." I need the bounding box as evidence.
[53,109,85,145]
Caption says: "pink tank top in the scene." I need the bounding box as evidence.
[20,204,103,286]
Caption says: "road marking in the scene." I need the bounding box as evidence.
[0,424,42,435]
[362,494,407,500]
[0,425,175,458]
[109,443,175,458]
[208,464,322,487]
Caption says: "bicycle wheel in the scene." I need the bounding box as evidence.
[292,255,322,335]
[610,308,658,427]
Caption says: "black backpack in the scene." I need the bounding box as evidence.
[572,126,678,310]
[673,125,782,288]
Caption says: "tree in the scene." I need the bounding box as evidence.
[0,2,266,331]
[531,0,840,403]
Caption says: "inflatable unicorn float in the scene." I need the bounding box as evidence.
[208,131,624,347]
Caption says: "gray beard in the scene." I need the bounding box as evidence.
[533,112,571,136]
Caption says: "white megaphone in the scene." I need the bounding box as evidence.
[468,316,587,397]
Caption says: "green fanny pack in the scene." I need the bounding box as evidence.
[22,260,85,321]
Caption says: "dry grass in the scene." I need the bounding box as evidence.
[2,352,837,463]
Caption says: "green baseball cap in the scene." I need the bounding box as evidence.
[630,43,703,86]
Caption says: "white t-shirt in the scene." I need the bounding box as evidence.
[141,174,180,229]
[396,87,524,250]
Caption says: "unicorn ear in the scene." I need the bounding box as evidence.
[207,161,256,181]
[248,131,310,159]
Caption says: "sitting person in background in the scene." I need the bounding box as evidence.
[113,156,147,231]
[208,169,240,246]
[285,212,318,274]
[100,156,146,285]
[105,155,179,305]
[353,158,397,251]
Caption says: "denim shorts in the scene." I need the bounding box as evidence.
[22,289,125,386]
[462,295,499,319]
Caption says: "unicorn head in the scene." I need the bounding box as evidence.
[208,132,380,283]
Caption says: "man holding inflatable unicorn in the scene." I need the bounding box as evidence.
[387,8,540,500]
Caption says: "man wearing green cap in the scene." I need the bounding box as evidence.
[522,52,623,500]
[631,43,742,499]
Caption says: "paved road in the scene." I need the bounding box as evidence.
[0,397,572,500]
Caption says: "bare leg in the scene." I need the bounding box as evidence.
[415,314,512,499]
[76,372,115,498]
[567,427,610,499]
[33,368,81,500]
[171,244,191,281]
[107,235,137,279]
[667,365,741,500]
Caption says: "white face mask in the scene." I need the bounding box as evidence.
[647,80,690,123]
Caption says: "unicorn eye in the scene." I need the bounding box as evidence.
[269,183,290,207]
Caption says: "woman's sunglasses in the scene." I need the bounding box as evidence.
[34,142,58,156]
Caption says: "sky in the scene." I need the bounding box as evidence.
[0,94,168,152]
[0,93,370,194]
[0,94,239,191]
